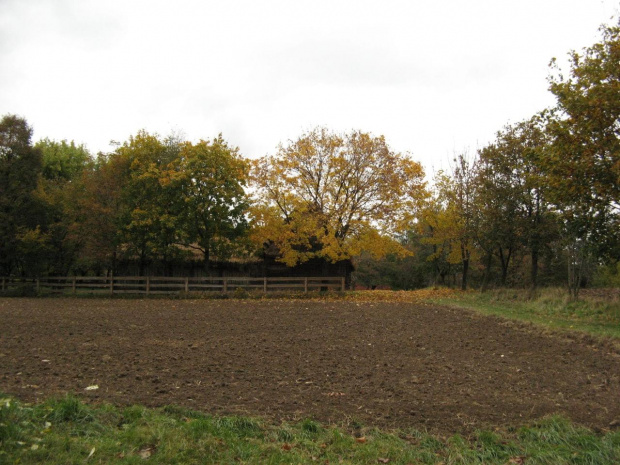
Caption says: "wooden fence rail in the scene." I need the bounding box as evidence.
[0,276,346,295]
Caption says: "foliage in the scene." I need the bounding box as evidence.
[593,261,620,287]
[547,22,620,218]
[419,154,479,290]
[0,115,45,276]
[545,22,620,297]
[171,136,250,270]
[2,394,618,464]
[115,131,184,275]
[35,138,91,182]
[73,150,132,274]
[476,116,558,289]
[46,131,250,276]
[251,127,427,266]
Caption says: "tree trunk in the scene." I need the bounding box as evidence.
[203,247,210,274]
[139,250,146,277]
[498,247,512,286]
[481,251,492,292]
[530,247,539,291]
[461,258,469,290]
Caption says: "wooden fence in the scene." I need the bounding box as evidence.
[0,276,345,295]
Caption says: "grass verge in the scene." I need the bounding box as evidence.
[1,394,619,464]
[432,287,620,341]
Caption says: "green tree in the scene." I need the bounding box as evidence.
[170,136,250,271]
[0,115,44,275]
[546,22,620,296]
[115,131,184,275]
[36,138,91,182]
[34,138,93,275]
[477,116,557,290]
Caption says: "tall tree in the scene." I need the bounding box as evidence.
[170,136,250,271]
[115,130,183,275]
[251,127,427,266]
[35,138,93,275]
[74,151,132,275]
[546,22,620,297]
[477,116,557,289]
[417,197,460,287]
[424,154,479,290]
[0,115,44,275]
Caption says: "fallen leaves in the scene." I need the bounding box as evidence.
[138,445,156,459]
[338,288,460,303]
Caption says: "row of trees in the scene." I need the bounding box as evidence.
[0,125,250,277]
[0,118,425,278]
[358,23,620,296]
[1,22,618,294]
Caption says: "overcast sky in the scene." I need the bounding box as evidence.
[1,0,618,174]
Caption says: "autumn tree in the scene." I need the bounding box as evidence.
[251,127,427,268]
[421,154,478,290]
[545,21,620,297]
[415,198,456,287]
[71,151,132,275]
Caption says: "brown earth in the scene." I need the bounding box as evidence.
[1,298,619,434]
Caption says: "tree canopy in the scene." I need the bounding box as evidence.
[251,127,427,266]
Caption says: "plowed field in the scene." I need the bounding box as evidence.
[1,298,619,433]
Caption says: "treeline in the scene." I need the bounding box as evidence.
[0,124,250,277]
[356,23,620,296]
[1,22,618,295]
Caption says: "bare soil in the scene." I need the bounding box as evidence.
[1,298,619,434]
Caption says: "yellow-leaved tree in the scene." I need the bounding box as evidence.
[418,154,479,290]
[250,127,427,267]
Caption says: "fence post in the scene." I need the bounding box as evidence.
[72,277,76,295]
[36,278,40,293]
[304,277,308,293]
[264,277,268,293]
[110,273,114,296]
[146,277,150,296]
[341,277,345,292]
[185,277,189,295]
[223,278,228,293]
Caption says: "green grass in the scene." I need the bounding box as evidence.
[1,394,619,464]
[432,287,620,341]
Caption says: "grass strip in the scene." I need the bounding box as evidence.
[431,288,620,341]
[1,394,619,464]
